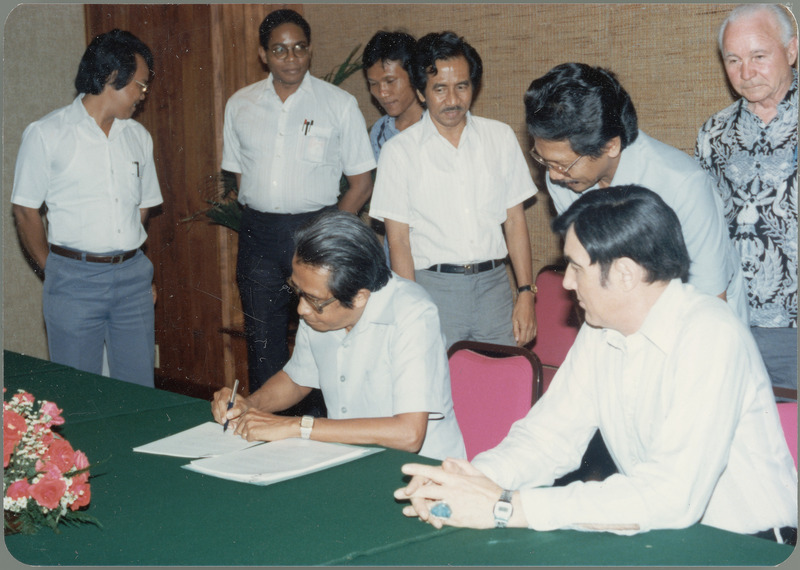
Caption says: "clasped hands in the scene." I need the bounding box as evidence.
[211,387,296,442]
[393,457,505,529]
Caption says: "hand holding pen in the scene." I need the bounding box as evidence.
[222,379,239,433]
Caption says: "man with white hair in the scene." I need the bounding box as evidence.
[695,4,798,393]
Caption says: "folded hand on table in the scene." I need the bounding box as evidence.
[393,458,505,529]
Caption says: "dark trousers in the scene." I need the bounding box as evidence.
[236,205,332,394]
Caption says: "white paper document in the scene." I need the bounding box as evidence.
[133,421,262,458]
[182,438,383,486]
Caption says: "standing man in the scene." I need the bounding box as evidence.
[11,29,162,387]
[363,30,424,160]
[695,4,798,392]
[222,9,376,394]
[525,62,748,324]
[395,186,796,543]
[212,211,465,461]
[370,32,537,349]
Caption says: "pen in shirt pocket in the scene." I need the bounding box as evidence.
[132,161,140,177]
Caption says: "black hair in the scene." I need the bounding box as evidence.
[525,63,639,157]
[259,9,311,50]
[74,29,154,95]
[294,211,392,308]
[410,31,482,95]
[362,30,417,76]
[552,185,690,284]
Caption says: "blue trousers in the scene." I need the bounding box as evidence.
[42,249,155,387]
[751,326,798,392]
[236,206,333,393]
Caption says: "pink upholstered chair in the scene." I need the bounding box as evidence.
[447,341,542,460]
[530,266,582,393]
[774,388,798,468]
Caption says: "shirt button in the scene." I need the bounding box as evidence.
[341,407,347,414]
[340,375,346,382]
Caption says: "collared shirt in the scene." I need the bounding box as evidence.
[472,279,797,536]
[370,114,400,161]
[547,131,748,324]
[695,70,798,328]
[369,111,537,269]
[11,95,162,253]
[221,72,376,214]
[282,275,466,461]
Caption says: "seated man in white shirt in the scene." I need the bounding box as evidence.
[212,210,465,461]
[395,185,797,542]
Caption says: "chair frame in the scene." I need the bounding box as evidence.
[447,340,544,403]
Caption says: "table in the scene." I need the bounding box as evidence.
[3,351,795,566]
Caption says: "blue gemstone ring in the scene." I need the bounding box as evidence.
[430,501,452,519]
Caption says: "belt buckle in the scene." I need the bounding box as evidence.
[111,254,125,264]
[464,264,475,275]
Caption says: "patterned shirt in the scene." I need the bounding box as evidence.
[695,70,798,328]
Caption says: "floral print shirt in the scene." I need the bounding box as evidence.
[695,70,797,328]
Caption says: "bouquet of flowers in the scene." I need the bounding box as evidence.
[3,388,100,534]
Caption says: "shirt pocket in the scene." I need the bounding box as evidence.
[298,125,334,164]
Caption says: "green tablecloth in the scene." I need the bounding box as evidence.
[3,351,795,566]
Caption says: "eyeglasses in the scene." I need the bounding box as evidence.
[529,148,584,175]
[134,80,149,95]
[286,277,337,314]
[270,43,310,60]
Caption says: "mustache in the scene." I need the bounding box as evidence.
[442,106,465,113]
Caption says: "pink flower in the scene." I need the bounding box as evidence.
[40,401,64,426]
[17,392,34,405]
[30,477,67,509]
[73,450,89,471]
[69,482,91,510]
[6,479,32,500]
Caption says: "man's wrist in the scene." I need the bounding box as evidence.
[493,489,514,528]
[517,284,537,295]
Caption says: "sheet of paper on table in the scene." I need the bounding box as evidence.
[133,421,262,458]
[182,438,383,486]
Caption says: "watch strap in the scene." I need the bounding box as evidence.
[517,284,537,295]
[493,489,514,528]
[300,415,314,439]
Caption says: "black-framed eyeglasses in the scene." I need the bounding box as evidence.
[270,43,310,60]
[529,148,584,175]
[286,277,337,314]
[134,80,149,95]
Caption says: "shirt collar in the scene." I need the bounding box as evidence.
[263,71,312,100]
[349,275,397,334]
[419,109,473,145]
[603,278,684,354]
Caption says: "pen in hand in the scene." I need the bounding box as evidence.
[222,378,239,433]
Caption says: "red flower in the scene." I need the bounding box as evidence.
[69,482,91,510]
[46,437,75,473]
[3,409,27,467]
[73,450,89,471]
[6,479,32,500]
[30,477,67,509]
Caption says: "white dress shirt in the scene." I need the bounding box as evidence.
[369,111,537,269]
[283,275,466,461]
[546,131,748,324]
[221,72,376,214]
[472,279,797,535]
[11,95,162,252]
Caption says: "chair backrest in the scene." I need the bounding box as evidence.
[774,387,798,468]
[777,402,798,468]
[531,266,581,369]
[447,341,543,460]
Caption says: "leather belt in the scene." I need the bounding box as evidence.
[49,244,138,264]
[426,258,506,275]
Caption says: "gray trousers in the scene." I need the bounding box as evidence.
[751,326,797,392]
[415,265,514,350]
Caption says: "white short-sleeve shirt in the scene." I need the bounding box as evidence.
[283,275,466,461]
[221,72,376,214]
[11,95,163,252]
[369,111,537,269]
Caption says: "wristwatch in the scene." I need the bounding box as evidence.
[300,415,314,440]
[493,489,514,528]
[517,284,537,295]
